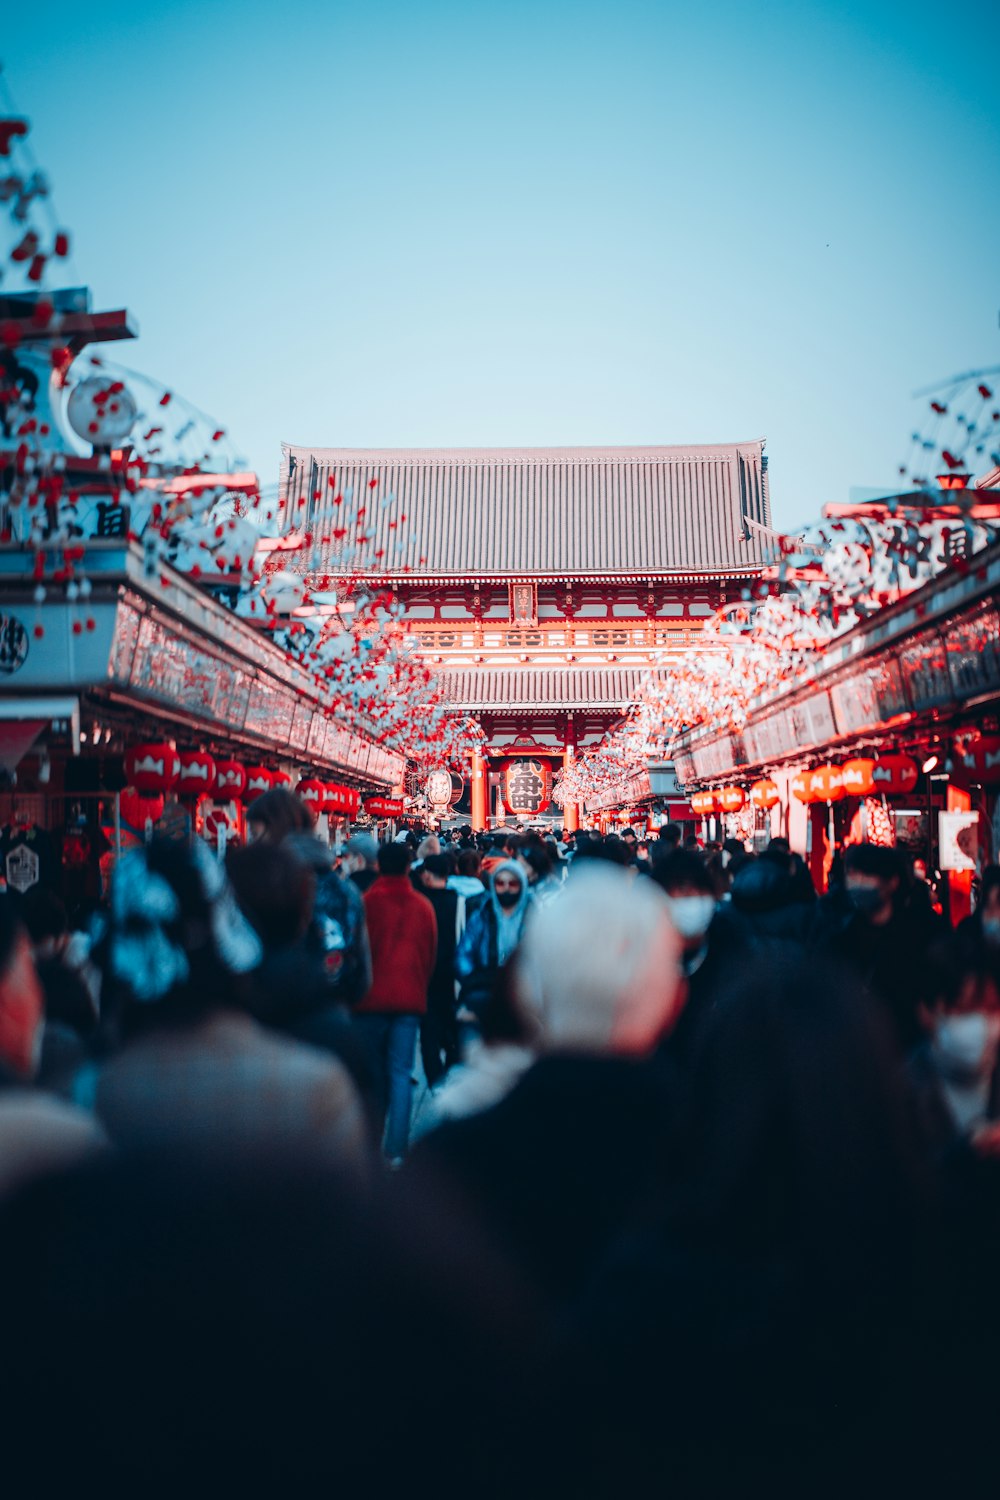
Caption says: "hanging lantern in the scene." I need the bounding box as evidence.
[750,778,780,810]
[119,785,165,833]
[323,783,347,814]
[871,753,919,796]
[791,770,817,804]
[214,759,247,801]
[841,757,876,797]
[124,743,180,795]
[499,757,553,817]
[956,734,1000,786]
[364,795,405,818]
[244,766,274,803]
[297,778,326,816]
[271,770,294,791]
[809,764,844,803]
[718,785,746,813]
[690,791,717,815]
[177,750,217,801]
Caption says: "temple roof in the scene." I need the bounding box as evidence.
[438,666,644,712]
[280,441,770,579]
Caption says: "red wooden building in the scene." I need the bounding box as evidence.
[280,441,772,827]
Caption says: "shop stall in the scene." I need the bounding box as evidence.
[673,535,1000,917]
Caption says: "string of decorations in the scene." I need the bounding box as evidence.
[555,483,1000,808]
[0,88,481,772]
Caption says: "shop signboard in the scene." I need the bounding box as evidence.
[939,810,979,873]
[944,602,1000,703]
[789,691,837,750]
[245,676,297,741]
[125,613,253,728]
[691,733,745,781]
[830,655,908,736]
[898,629,953,713]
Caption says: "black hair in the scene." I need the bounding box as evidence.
[650,848,714,896]
[377,842,413,876]
[20,888,68,945]
[421,853,454,880]
[572,836,632,869]
[0,895,22,976]
[844,843,905,882]
[660,823,683,849]
[247,787,314,843]
[227,844,314,949]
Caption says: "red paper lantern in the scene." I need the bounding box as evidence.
[323,783,347,814]
[871,753,919,797]
[297,778,326,815]
[177,750,217,801]
[791,770,817,804]
[499,757,553,817]
[957,734,1000,786]
[119,786,165,831]
[691,791,717,815]
[809,764,844,803]
[750,778,780,810]
[841,757,876,797]
[270,770,294,790]
[364,795,405,818]
[124,743,180,795]
[244,766,274,803]
[718,785,746,813]
[214,759,247,801]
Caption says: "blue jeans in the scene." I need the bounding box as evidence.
[353,1014,420,1159]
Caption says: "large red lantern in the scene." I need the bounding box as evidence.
[750,778,780,810]
[957,734,1000,786]
[791,770,817,804]
[214,759,247,801]
[841,757,876,797]
[691,791,717,815]
[119,785,165,831]
[124,742,180,795]
[500,757,552,817]
[718,785,746,813]
[177,750,216,801]
[809,764,844,803]
[244,766,274,803]
[364,795,405,818]
[297,778,326,816]
[323,783,348,815]
[270,770,294,791]
[871,753,919,796]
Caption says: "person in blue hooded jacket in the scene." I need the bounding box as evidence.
[454,860,532,1019]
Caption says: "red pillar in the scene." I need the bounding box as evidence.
[471,747,488,832]
[562,716,579,834]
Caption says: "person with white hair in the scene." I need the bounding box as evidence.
[405,865,686,1300]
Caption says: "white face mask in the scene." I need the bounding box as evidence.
[666,895,716,942]
[933,1012,1000,1079]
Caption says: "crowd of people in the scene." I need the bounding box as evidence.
[1,794,999,1494]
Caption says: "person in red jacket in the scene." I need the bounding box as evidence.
[354,841,437,1162]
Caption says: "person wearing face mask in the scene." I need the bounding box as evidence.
[812,843,944,1054]
[957,864,1000,965]
[454,861,533,1022]
[909,942,1000,1168]
[649,850,752,1065]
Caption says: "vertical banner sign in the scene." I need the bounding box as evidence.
[500,758,552,817]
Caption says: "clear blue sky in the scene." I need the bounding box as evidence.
[5,0,998,528]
